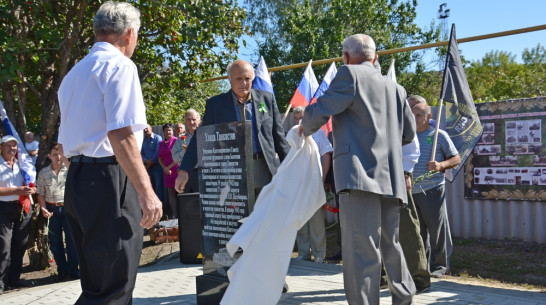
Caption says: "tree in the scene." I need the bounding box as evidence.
[466,44,546,102]
[0,0,247,269]
[243,0,440,108]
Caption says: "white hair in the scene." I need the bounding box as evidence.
[342,34,376,61]
[93,1,141,36]
[226,60,254,81]
[293,106,306,114]
[185,108,201,120]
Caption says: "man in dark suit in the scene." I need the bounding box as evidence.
[175,60,290,208]
[301,34,416,305]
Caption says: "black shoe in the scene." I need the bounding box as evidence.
[326,251,342,261]
[8,280,31,289]
[416,285,431,294]
[282,282,289,293]
[69,271,81,280]
[57,273,67,282]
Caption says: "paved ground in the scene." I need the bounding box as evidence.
[1,256,545,305]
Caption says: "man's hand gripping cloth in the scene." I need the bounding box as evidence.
[221,125,326,305]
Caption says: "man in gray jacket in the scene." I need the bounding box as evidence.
[302,34,416,305]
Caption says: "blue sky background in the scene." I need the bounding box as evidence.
[237,0,546,67]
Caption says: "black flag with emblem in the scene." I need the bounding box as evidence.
[439,24,483,182]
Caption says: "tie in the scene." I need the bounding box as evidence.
[238,101,251,121]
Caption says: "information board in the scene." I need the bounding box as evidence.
[464,97,546,201]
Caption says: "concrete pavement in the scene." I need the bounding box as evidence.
[1,255,544,305]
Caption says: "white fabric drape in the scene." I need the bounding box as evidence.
[221,125,326,305]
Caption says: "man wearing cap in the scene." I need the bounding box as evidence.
[0,135,37,294]
[57,2,162,303]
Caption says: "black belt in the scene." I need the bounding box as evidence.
[253,152,264,160]
[70,155,117,164]
[47,201,64,206]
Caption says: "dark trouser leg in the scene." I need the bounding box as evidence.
[148,165,164,203]
[65,162,143,305]
[0,202,27,289]
[183,167,200,193]
[8,207,31,285]
[47,205,69,275]
[413,185,450,275]
[167,188,178,218]
[60,207,79,275]
[399,191,430,289]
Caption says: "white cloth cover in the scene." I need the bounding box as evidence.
[221,125,326,305]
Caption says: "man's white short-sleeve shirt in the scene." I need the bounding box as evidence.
[58,42,146,158]
[0,156,24,201]
[311,129,333,157]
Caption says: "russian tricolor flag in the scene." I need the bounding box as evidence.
[310,62,337,135]
[289,60,318,108]
[0,100,36,185]
[0,100,36,214]
[252,56,274,95]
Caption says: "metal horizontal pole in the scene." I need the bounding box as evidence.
[200,24,546,83]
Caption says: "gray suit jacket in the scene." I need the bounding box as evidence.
[303,61,415,203]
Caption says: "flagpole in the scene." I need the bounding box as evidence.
[281,104,291,124]
[430,99,443,162]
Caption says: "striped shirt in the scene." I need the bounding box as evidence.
[412,126,458,194]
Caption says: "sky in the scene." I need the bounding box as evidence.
[237,0,546,67]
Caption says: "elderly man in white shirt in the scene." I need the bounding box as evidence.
[24,132,39,165]
[57,2,162,304]
[0,135,36,294]
[293,106,332,263]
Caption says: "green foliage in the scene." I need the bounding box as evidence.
[243,0,439,107]
[144,80,227,125]
[466,45,546,102]
[398,61,442,104]
[0,0,246,268]
[399,44,546,104]
[0,0,247,138]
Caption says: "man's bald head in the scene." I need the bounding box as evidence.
[227,60,255,100]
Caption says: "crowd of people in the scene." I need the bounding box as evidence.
[0,2,463,305]
[139,109,202,219]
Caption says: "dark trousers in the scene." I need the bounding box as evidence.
[46,205,78,276]
[147,164,164,203]
[0,201,31,289]
[413,184,451,274]
[183,167,200,193]
[65,162,143,305]
[399,191,430,289]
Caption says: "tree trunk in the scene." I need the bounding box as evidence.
[27,198,51,270]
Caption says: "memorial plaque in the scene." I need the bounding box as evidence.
[195,121,255,304]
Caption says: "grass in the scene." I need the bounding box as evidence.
[323,223,546,291]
